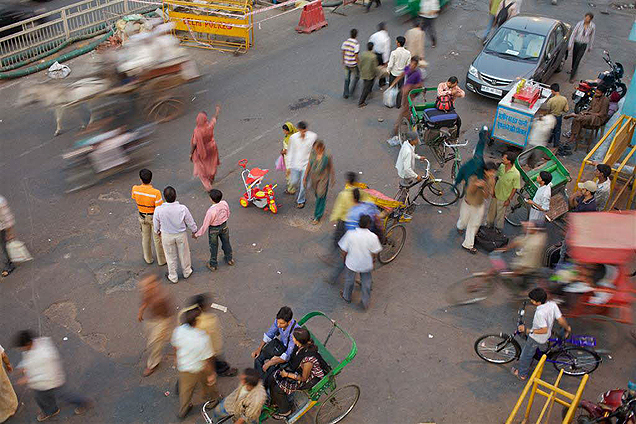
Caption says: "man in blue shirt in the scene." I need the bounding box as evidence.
[344,189,380,231]
[251,306,300,385]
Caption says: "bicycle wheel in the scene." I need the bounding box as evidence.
[561,405,594,423]
[398,117,411,142]
[505,197,529,227]
[378,224,406,264]
[446,274,496,306]
[315,384,361,424]
[420,180,459,206]
[552,347,601,376]
[474,335,520,364]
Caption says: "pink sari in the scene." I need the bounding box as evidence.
[191,112,220,191]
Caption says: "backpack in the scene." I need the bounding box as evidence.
[495,1,513,27]
[474,226,508,252]
[435,94,454,112]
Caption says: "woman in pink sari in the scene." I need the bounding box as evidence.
[190,105,221,191]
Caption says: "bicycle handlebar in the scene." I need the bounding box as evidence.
[443,139,469,148]
[421,158,430,179]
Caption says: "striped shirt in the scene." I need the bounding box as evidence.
[131,184,163,214]
[0,195,15,230]
[569,20,595,50]
[341,38,360,67]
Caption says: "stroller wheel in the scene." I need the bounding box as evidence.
[240,198,249,208]
[269,202,278,214]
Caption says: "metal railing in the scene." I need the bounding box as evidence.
[0,0,161,69]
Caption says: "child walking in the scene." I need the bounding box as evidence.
[194,189,234,271]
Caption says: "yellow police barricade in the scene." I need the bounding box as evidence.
[162,0,254,53]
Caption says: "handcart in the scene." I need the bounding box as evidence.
[394,0,449,19]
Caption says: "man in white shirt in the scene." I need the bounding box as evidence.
[286,121,318,208]
[368,22,390,88]
[513,288,571,380]
[396,131,427,186]
[338,215,382,310]
[386,36,411,107]
[171,308,218,419]
[526,171,552,225]
[594,163,611,211]
[15,330,91,421]
[153,186,198,284]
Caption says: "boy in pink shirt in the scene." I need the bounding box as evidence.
[194,189,234,271]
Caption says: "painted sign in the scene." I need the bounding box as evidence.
[493,106,532,148]
[169,11,250,38]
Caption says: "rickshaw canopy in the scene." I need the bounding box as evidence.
[567,211,636,264]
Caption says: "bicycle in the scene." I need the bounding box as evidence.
[474,301,602,376]
[444,139,468,182]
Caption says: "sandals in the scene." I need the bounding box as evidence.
[1,266,15,277]
[296,203,305,209]
[462,246,478,254]
[511,367,527,381]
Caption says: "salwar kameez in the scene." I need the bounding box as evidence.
[0,345,18,423]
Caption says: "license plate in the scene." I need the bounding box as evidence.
[482,85,503,96]
[575,90,584,97]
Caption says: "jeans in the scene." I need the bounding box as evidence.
[208,222,232,267]
[359,79,374,105]
[571,42,587,79]
[34,386,89,415]
[517,337,547,378]
[0,229,13,272]
[289,169,307,205]
[482,15,495,41]
[344,66,359,98]
[551,115,563,148]
[343,268,373,308]
[421,17,437,46]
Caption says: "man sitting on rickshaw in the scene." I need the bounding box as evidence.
[496,221,547,287]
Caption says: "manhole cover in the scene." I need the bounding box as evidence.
[289,96,324,110]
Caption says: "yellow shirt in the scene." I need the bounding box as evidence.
[545,94,569,116]
[329,183,370,222]
[131,184,163,214]
[178,306,223,355]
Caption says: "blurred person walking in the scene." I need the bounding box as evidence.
[0,195,16,278]
[568,13,596,82]
[171,309,218,419]
[404,20,425,63]
[191,106,221,192]
[14,331,91,422]
[368,23,390,88]
[137,274,175,377]
[365,0,381,12]
[483,0,503,42]
[419,0,439,48]
[389,58,424,140]
[131,169,166,266]
[454,126,488,195]
[0,341,18,423]
[287,122,317,209]
[486,150,521,231]
[358,42,379,107]
[386,36,412,107]
[193,189,233,271]
[303,140,335,224]
[341,29,360,99]
[280,122,298,194]
[153,186,198,284]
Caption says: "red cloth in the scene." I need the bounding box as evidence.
[191,112,220,181]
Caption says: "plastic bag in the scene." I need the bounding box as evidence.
[47,61,71,79]
[7,240,32,263]
[275,154,286,171]
[383,87,398,108]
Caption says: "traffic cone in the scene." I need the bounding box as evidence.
[296,2,328,33]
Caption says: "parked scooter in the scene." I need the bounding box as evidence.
[572,50,627,114]
[563,381,636,423]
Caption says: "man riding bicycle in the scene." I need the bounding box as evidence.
[396,131,428,185]
[496,221,547,288]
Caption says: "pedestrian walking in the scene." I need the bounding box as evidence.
[303,140,335,224]
[338,214,382,310]
[389,58,423,139]
[193,189,234,271]
[358,42,379,107]
[368,23,390,88]
[568,13,595,82]
[280,122,298,194]
[419,0,439,48]
[365,0,381,12]
[341,29,360,99]
[287,121,318,209]
[138,274,175,376]
[14,330,92,422]
[0,342,18,423]
[171,308,218,419]
[404,20,425,64]
[387,36,411,107]
[526,112,556,169]
[526,171,552,225]
[204,368,266,424]
[190,106,221,192]
[486,150,521,231]
[495,0,521,28]
[483,0,503,42]
[0,195,16,278]
[131,169,166,266]
[454,126,488,195]
[179,294,237,377]
[153,186,198,284]
[457,162,497,254]
[543,83,569,150]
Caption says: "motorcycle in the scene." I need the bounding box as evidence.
[572,50,627,114]
[563,381,636,423]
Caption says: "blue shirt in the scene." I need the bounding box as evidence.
[262,319,300,362]
[344,202,379,231]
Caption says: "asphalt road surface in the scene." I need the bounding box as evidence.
[1,0,635,422]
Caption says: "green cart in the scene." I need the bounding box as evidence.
[394,0,450,19]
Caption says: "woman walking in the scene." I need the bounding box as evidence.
[190,105,221,192]
[303,140,335,225]
[281,122,298,194]
[0,342,18,423]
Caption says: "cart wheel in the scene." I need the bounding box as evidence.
[315,384,360,424]
[378,224,406,264]
[269,202,278,214]
[239,198,249,208]
[398,117,410,142]
[505,197,528,227]
[147,98,185,123]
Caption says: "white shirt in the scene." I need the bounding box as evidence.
[368,30,390,64]
[529,183,551,223]
[171,324,214,373]
[338,227,382,273]
[530,301,562,344]
[387,47,412,77]
[396,141,421,179]
[595,179,610,211]
[18,337,66,391]
[153,201,198,235]
[287,131,317,171]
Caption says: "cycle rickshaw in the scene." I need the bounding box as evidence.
[202,311,360,424]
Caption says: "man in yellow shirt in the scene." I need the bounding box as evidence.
[486,151,521,230]
[543,83,569,151]
[131,169,166,265]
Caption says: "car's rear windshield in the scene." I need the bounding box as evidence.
[485,28,545,62]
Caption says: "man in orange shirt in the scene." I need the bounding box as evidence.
[132,169,166,265]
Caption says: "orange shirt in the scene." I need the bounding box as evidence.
[131,184,163,214]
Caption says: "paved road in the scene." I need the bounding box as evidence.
[1,0,635,423]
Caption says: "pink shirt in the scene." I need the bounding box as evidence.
[437,82,466,101]
[195,201,230,238]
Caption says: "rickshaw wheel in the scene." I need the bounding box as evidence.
[504,195,528,227]
[378,224,406,264]
[147,97,185,123]
[315,384,360,424]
